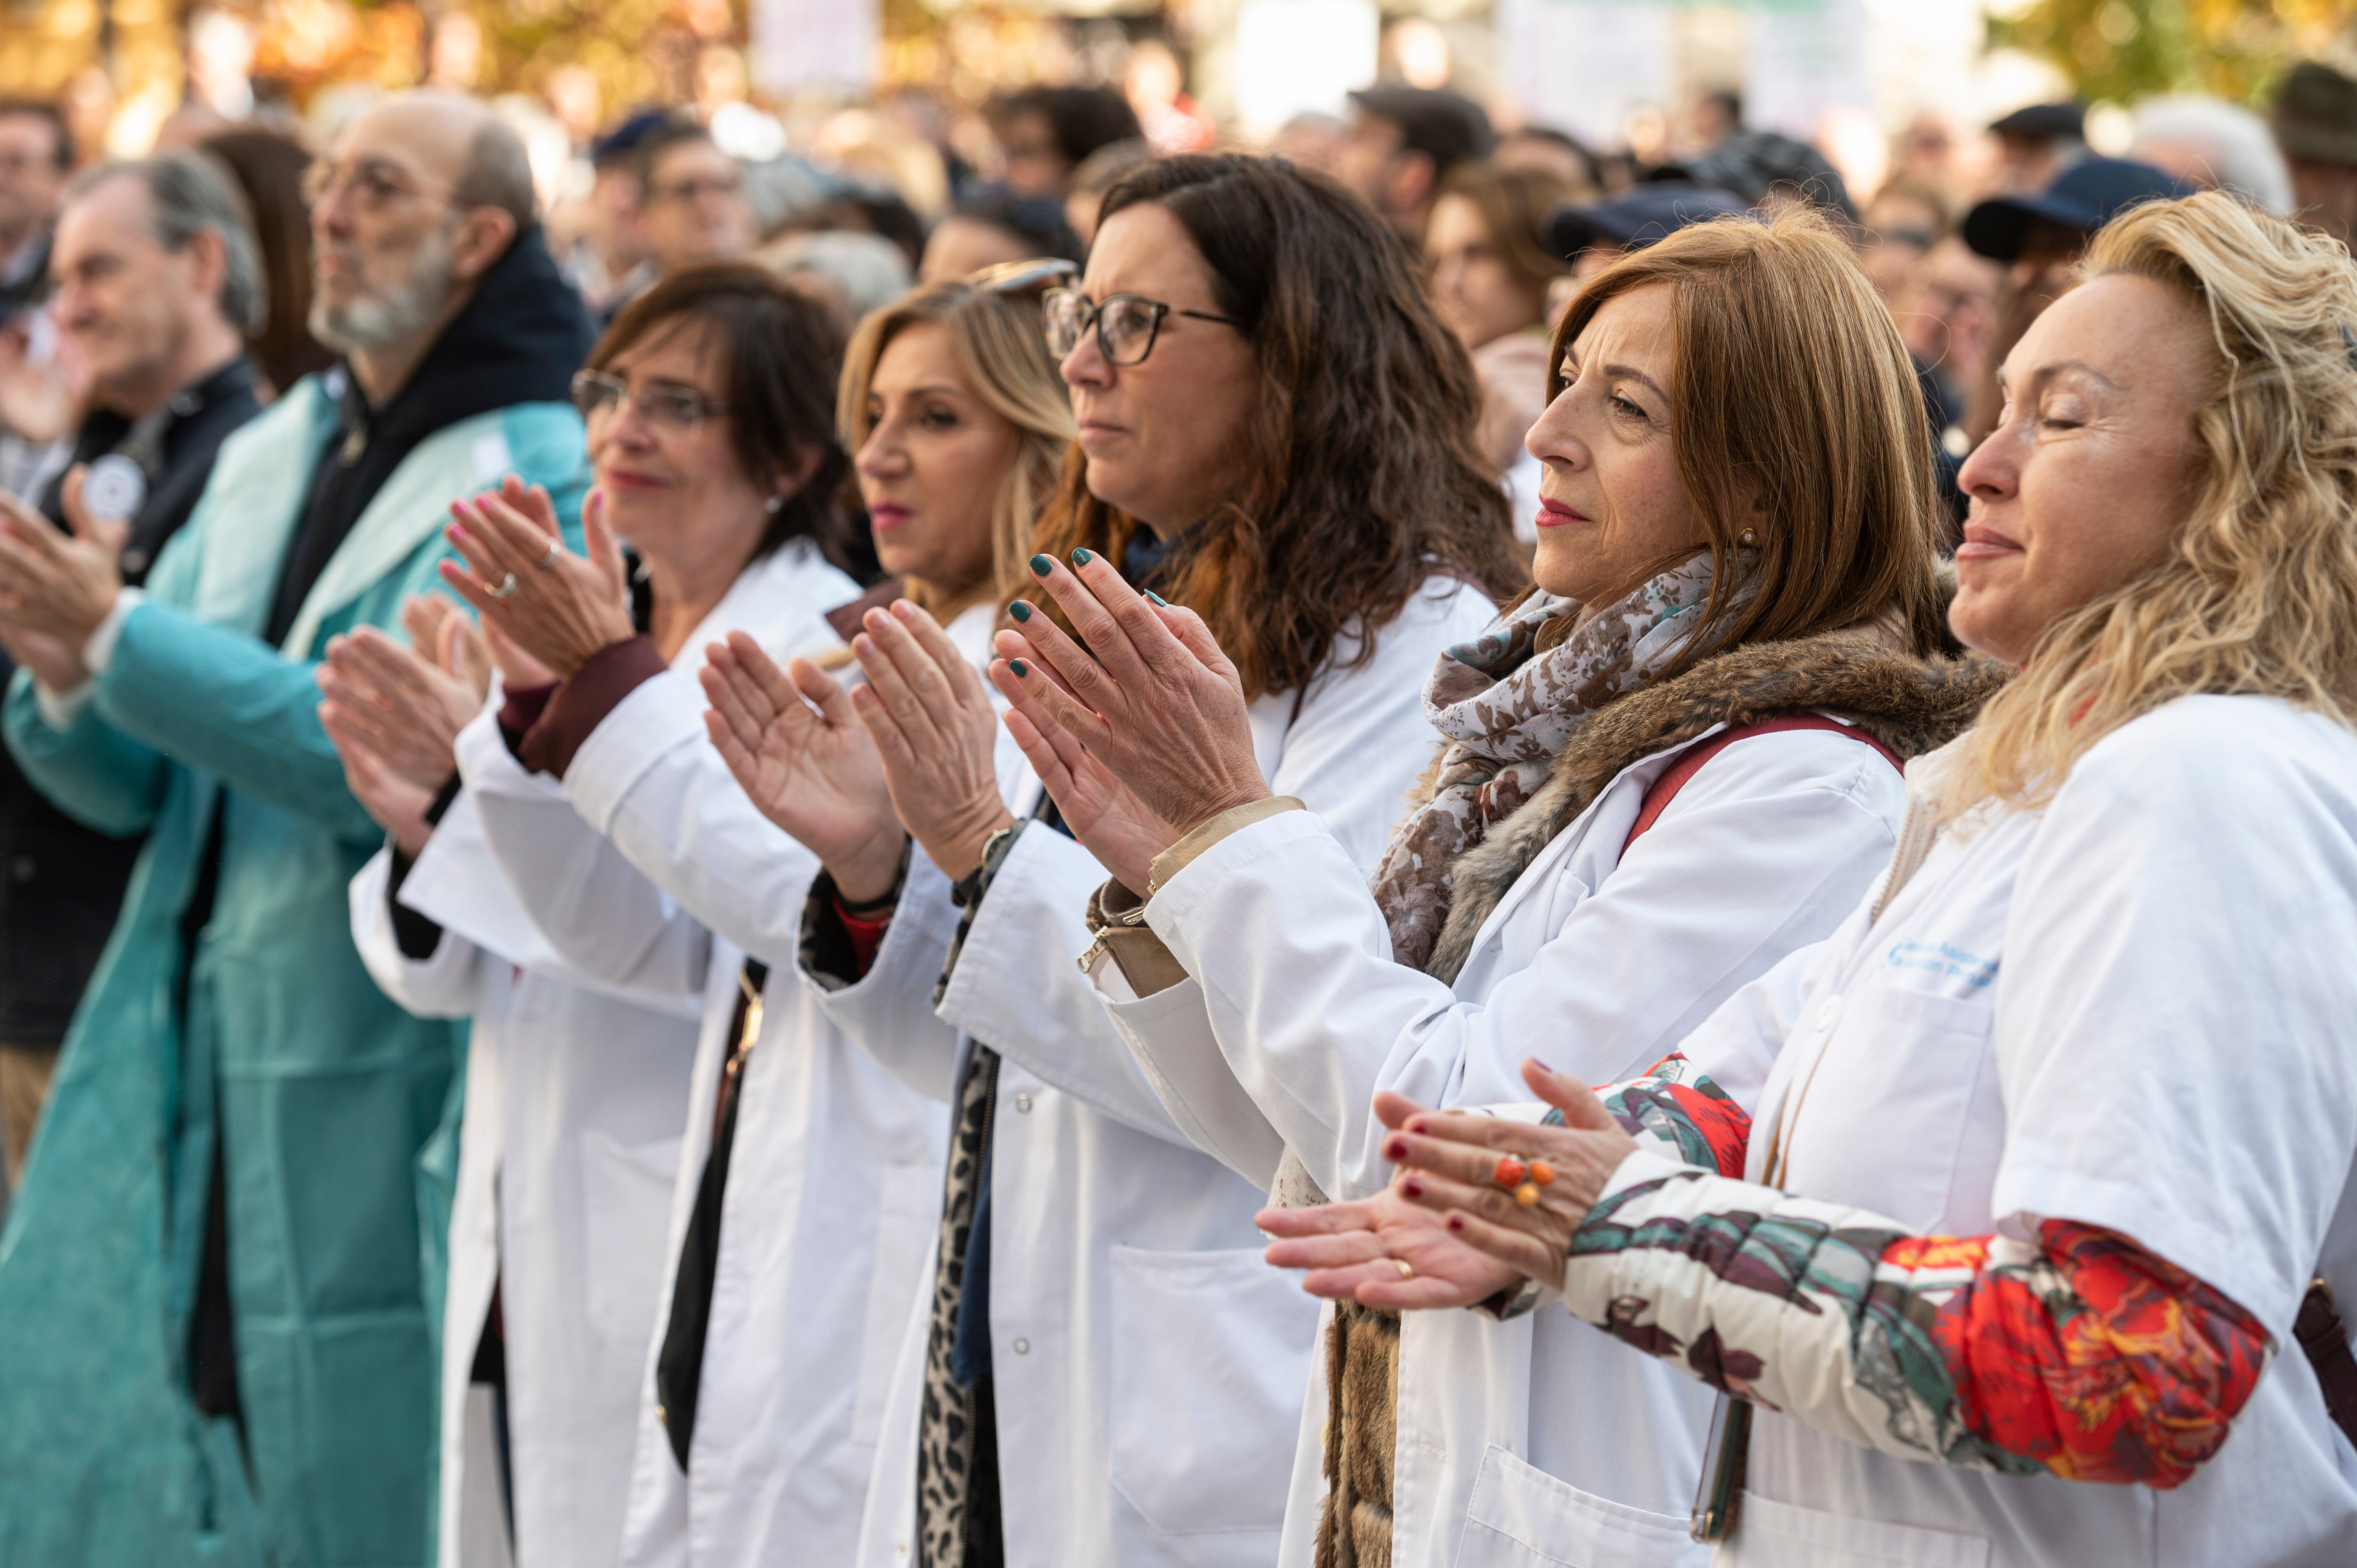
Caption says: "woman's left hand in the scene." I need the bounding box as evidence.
[1377,1060,1644,1294]
[1258,1183,1526,1311]
[990,551,1271,841]
[440,478,633,678]
[843,599,1016,883]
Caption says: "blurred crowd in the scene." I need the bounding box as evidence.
[4,41,2357,1568]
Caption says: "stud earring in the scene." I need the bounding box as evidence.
[765,495,784,514]
[1739,527,1757,547]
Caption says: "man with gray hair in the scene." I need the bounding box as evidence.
[0,91,591,1567]
[0,150,265,1202]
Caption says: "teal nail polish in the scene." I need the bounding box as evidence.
[1010,658,1029,677]
[1071,547,1094,566]
[1008,600,1032,622]
[1146,591,1168,607]
[1029,553,1053,576]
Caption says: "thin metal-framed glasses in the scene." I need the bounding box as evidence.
[570,369,733,434]
[301,156,447,212]
[1041,286,1246,367]
[967,257,1080,296]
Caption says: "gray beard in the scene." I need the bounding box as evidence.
[310,220,457,354]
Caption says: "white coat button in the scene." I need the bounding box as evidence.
[1014,1093,1033,1113]
[1813,998,1841,1030]
[1012,1337,1031,1355]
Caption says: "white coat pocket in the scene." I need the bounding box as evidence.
[1717,1493,1990,1568]
[854,1162,942,1446]
[1107,1244,1322,1535]
[1456,1445,1706,1568]
[579,1129,684,1348]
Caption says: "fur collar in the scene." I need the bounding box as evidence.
[1422,635,2010,983]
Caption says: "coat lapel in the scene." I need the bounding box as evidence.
[190,378,333,637]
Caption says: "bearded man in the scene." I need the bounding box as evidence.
[0,92,591,1567]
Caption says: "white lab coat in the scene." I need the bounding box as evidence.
[806,582,1499,1568]
[1671,695,2357,1568]
[350,787,703,1568]
[1099,705,1915,1568]
[478,540,948,1568]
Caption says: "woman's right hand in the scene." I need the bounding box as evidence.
[701,631,909,904]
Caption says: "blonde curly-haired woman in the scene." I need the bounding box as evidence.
[1303,190,2357,1567]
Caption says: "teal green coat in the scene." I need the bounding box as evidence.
[0,379,587,1568]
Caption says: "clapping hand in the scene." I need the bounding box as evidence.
[441,478,633,678]
[316,595,489,856]
[0,470,128,674]
[989,553,1267,889]
[700,631,908,904]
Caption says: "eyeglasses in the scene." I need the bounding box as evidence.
[967,257,1079,296]
[1042,287,1247,367]
[301,156,448,213]
[651,175,744,205]
[571,369,733,433]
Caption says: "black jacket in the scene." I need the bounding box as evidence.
[0,355,263,1043]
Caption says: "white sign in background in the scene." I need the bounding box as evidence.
[1232,0,1383,141]
[752,0,878,100]
[1492,0,1677,152]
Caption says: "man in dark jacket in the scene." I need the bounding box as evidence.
[0,150,263,1190]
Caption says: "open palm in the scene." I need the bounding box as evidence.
[701,631,907,897]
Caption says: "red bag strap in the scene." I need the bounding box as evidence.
[1623,714,1904,855]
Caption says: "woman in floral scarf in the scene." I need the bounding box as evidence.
[990,210,2006,1568]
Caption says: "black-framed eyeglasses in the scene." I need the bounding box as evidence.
[1041,286,1247,367]
[570,369,732,433]
[968,257,1080,296]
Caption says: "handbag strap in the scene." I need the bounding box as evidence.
[1627,714,1904,855]
[2298,1279,2357,1450]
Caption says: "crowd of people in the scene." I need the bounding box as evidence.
[1,50,2357,1568]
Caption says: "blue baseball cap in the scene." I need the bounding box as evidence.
[1548,182,1752,259]
[1961,157,2195,262]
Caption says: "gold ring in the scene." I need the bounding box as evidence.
[1394,1259,1415,1280]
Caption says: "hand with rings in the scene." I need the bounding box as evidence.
[1256,1176,1522,1310]
[440,478,635,679]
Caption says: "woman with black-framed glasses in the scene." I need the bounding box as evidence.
[700,154,1526,1568]
[321,262,940,1568]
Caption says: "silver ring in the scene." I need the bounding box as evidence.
[486,572,519,601]
[535,540,561,570]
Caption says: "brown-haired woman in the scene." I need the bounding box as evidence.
[994,210,2007,1567]
[702,156,1521,1567]
[1425,162,1576,522]
[321,262,944,1568]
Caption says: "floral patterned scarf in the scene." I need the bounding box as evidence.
[1370,552,1729,971]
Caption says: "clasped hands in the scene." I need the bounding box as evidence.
[1255,1059,1642,1313]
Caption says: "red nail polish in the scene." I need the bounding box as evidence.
[1407,1117,1429,1134]
[1447,1214,1467,1232]
[1401,1178,1424,1199]
[1383,1137,1407,1162]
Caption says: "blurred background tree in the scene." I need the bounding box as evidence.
[1991,0,2357,106]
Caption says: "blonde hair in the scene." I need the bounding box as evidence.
[1953,190,2357,816]
[837,279,1074,622]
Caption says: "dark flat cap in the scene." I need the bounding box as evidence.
[591,107,673,166]
[1347,87,1497,174]
[1654,129,1855,221]
[1549,181,1752,258]
[1961,156,2193,262]
[1989,102,2087,143]
[2274,61,2357,167]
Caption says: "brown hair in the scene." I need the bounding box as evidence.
[838,278,1076,620]
[200,129,337,394]
[1431,162,1576,298]
[1550,209,1947,663]
[1031,154,1524,698]
[593,262,852,566]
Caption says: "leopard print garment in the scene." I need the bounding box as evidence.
[916,1043,1000,1568]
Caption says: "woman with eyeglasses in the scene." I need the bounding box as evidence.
[321,263,943,1568]
[700,154,1522,1568]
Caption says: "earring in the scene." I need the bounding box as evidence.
[765,495,784,514]
[1738,527,1757,547]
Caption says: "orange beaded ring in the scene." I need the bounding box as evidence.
[1493,1155,1558,1207]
